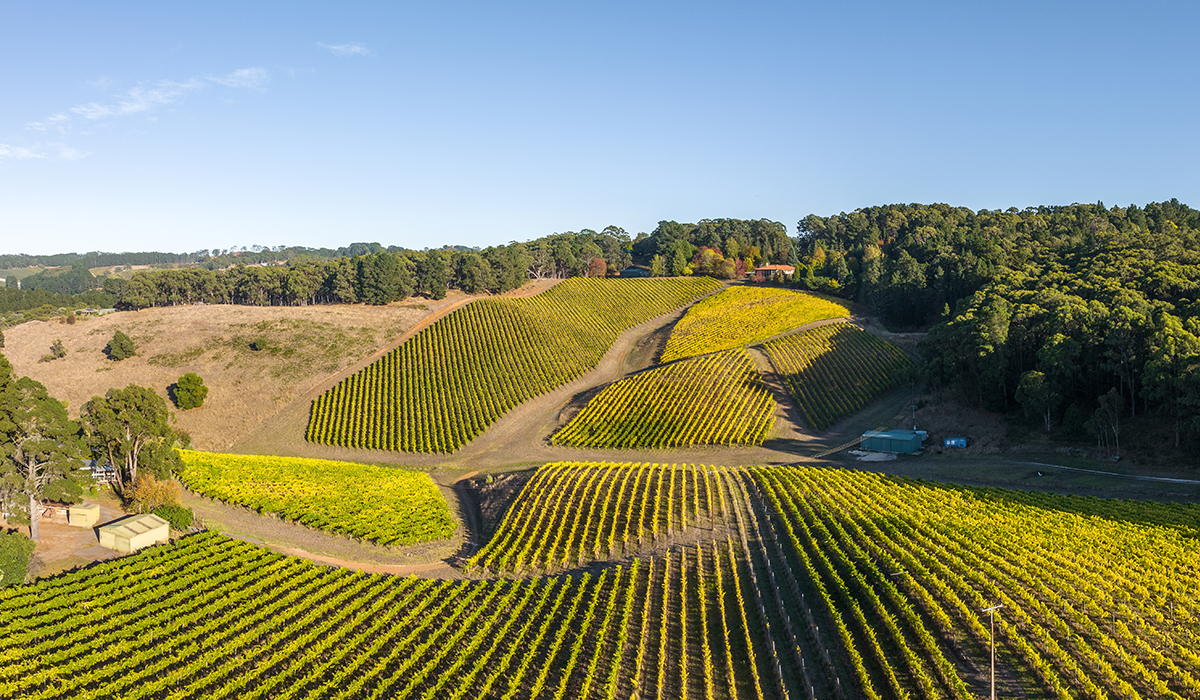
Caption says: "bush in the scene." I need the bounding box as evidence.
[173,373,208,410]
[40,339,67,362]
[152,505,194,530]
[126,475,183,514]
[106,330,135,361]
[0,529,35,588]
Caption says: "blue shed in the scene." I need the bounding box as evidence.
[860,429,924,454]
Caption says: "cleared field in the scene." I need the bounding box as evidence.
[763,322,912,430]
[551,349,775,449]
[306,277,722,453]
[660,286,849,363]
[177,450,455,546]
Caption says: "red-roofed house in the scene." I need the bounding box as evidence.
[748,264,795,278]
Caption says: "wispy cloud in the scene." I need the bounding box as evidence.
[26,113,69,132]
[318,42,372,56]
[71,78,206,120]
[0,143,45,161]
[0,141,86,162]
[208,67,270,89]
[4,67,270,162]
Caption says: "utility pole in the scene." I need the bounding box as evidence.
[983,604,1004,699]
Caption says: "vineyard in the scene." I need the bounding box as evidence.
[750,465,1200,700]
[3,462,1199,698]
[550,349,776,449]
[661,287,849,363]
[762,322,912,430]
[177,450,455,546]
[467,461,740,575]
[0,530,803,700]
[306,277,721,453]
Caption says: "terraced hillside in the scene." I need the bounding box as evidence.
[306,277,721,453]
[763,322,912,430]
[551,349,775,449]
[661,287,849,363]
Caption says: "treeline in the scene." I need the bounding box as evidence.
[0,288,115,315]
[0,243,396,271]
[796,199,1200,446]
[113,229,637,308]
[0,251,199,269]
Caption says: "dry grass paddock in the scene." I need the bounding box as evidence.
[4,299,453,450]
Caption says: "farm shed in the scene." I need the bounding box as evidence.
[68,503,101,528]
[98,514,170,553]
[860,429,924,454]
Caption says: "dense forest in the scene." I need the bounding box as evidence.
[794,199,1200,447]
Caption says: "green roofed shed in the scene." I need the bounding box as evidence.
[860,429,923,454]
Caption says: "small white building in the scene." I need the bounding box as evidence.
[98,514,170,553]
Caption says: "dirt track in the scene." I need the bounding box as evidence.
[188,286,925,572]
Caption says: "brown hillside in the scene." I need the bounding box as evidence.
[3,299,455,450]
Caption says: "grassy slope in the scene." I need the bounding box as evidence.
[3,299,447,450]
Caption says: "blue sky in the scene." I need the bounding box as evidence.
[1,1,1197,255]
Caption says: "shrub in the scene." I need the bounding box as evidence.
[0,529,35,588]
[173,373,208,409]
[126,475,183,514]
[106,330,135,361]
[40,339,67,362]
[152,505,194,530]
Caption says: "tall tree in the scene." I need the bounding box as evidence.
[1143,315,1200,447]
[0,354,87,541]
[79,385,179,497]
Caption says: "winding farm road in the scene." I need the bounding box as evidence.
[219,285,925,572]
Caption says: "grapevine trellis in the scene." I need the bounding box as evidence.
[661,286,849,363]
[305,277,721,453]
[177,450,455,546]
[763,322,912,430]
[467,461,737,575]
[551,349,776,449]
[2,462,1198,698]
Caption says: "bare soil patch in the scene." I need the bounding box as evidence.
[5,298,458,450]
[4,497,126,581]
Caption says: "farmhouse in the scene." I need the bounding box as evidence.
[749,264,795,277]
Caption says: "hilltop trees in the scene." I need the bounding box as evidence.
[80,385,180,498]
[0,354,88,541]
